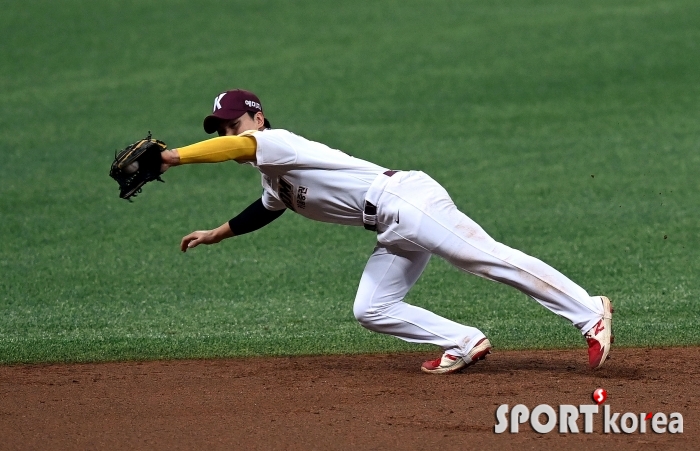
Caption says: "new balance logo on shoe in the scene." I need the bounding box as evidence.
[594,322,605,335]
[421,338,492,374]
[585,296,614,369]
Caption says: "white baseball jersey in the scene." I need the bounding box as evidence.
[247,129,388,226]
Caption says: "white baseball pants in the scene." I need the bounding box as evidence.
[353,171,605,357]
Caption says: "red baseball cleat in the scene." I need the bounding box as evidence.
[585,296,614,369]
[421,338,492,374]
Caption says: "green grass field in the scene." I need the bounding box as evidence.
[1,0,699,364]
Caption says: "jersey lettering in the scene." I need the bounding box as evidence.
[296,186,308,209]
[278,177,295,211]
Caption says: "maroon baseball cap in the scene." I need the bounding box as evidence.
[203,89,265,134]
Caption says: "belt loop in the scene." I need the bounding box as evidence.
[363,201,378,231]
[363,170,398,232]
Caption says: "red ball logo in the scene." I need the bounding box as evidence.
[592,388,607,405]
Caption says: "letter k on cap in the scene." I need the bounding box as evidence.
[213,93,226,112]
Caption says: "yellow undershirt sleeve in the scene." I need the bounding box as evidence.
[177,135,257,164]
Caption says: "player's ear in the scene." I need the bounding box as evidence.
[255,111,266,130]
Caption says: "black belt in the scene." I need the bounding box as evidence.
[363,170,397,231]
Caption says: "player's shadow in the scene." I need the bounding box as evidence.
[392,351,641,380]
[461,352,642,380]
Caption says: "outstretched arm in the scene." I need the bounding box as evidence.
[161,135,257,172]
[180,198,286,252]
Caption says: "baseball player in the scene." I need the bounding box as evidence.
[159,89,614,374]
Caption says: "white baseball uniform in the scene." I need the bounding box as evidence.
[246,128,605,358]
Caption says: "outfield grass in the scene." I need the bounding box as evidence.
[1,0,699,363]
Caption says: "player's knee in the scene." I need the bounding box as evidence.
[353,298,381,330]
[353,295,398,332]
[353,300,371,326]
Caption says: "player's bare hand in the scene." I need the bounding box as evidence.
[180,223,233,252]
[180,230,219,252]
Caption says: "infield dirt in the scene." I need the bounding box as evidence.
[0,347,697,450]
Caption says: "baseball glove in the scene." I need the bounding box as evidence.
[109,132,167,200]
